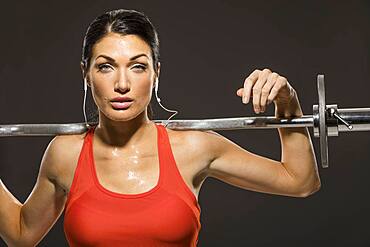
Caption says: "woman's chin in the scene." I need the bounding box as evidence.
[103,108,143,122]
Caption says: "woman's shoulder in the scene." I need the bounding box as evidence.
[166,127,223,147]
[49,131,87,158]
[165,127,222,160]
[42,131,88,191]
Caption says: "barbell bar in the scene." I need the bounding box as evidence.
[1,75,369,168]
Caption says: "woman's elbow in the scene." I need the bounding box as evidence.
[295,179,321,198]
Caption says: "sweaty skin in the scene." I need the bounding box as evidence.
[110,144,147,190]
[0,31,320,246]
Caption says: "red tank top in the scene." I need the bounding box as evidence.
[63,123,201,246]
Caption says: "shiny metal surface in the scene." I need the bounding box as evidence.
[1,74,370,170]
[336,108,370,132]
[0,123,89,136]
[0,116,314,136]
[1,107,368,136]
[317,74,329,168]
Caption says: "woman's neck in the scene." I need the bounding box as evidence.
[94,111,154,148]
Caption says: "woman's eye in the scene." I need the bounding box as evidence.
[97,64,113,72]
[132,64,147,72]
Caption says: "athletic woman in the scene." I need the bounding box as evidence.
[0,9,320,247]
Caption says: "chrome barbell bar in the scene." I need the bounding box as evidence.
[1,75,369,168]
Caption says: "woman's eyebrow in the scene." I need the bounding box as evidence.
[129,53,149,61]
[95,53,149,61]
[95,54,115,62]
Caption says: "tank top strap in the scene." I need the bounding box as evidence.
[155,123,182,183]
[64,127,96,215]
[155,124,200,211]
[155,123,173,179]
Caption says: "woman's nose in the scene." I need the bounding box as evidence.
[114,70,130,93]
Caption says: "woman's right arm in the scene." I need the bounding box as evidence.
[0,135,74,246]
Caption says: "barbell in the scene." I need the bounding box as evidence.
[1,75,369,168]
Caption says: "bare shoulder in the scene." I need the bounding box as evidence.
[41,132,87,192]
[165,127,226,168]
[167,127,227,151]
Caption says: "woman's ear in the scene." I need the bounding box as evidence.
[80,61,91,87]
[154,62,161,89]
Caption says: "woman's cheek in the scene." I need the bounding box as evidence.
[91,85,108,109]
[139,86,153,104]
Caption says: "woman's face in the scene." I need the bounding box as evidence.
[83,32,159,122]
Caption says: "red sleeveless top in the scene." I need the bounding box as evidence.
[63,123,201,246]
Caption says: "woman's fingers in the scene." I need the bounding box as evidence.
[260,72,278,112]
[268,76,292,105]
[243,69,260,104]
[267,78,283,105]
[238,68,293,114]
[252,68,271,113]
[236,88,244,97]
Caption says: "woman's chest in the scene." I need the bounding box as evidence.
[58,133,209,200]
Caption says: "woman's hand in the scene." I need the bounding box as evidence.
[236,68,296,114]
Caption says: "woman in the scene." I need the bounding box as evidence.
[0,9,320,247]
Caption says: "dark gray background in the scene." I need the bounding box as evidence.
[0,1,369,246]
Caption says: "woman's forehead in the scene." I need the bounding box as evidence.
[92,33,152,61]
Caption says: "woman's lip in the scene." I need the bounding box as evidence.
[110,101,133,109]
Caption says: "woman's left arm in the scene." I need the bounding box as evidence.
[204,68,321,197]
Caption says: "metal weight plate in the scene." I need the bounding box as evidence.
[318,74,329,168]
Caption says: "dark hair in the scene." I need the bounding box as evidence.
[82,9,159,124]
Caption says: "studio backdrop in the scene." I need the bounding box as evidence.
[0,1,369,246]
